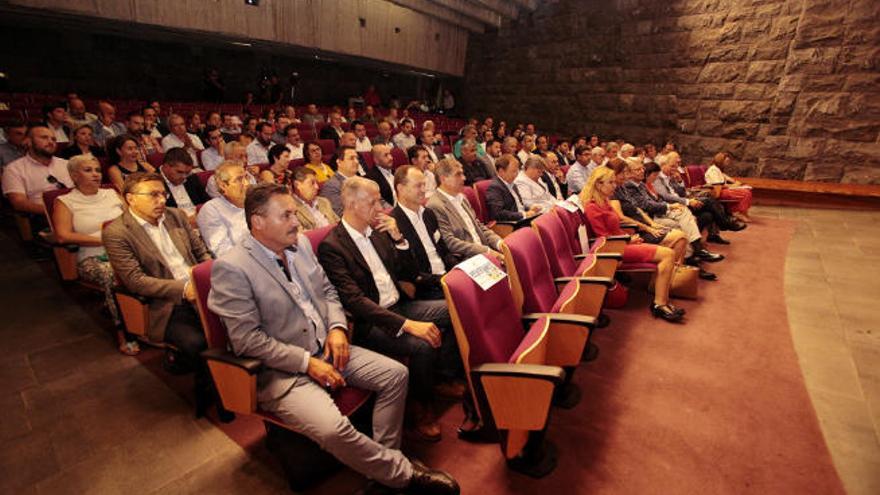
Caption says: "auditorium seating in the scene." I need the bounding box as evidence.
[442,254,586,478]
[473,179,533,237]
[532,208,620,280]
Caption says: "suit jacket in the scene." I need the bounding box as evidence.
[319,126,343,146]
[365,166,395,207]
[318,173,348,216]
[485,176,525,221]
[292,195,339,231]
[540,171,566,199]
[614,180,669,219]
[426,190,502,259]
[103,208,212,342]
[462,158,492,186]
[391,204,460,279]
[165,174,210,209]
[317,223,418,338]
[208,234,347,402]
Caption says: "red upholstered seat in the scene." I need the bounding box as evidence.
[390,147,408,168]
[196,170,214,189]
[685,164,707,188]
[533,209,620,280]
[303,223,335,248]
[317,139,336,155]
[461,186,482,222]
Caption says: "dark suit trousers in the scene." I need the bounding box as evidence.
[165,304,210,393]
[360,299,462,403]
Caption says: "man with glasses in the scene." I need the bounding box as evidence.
[197,162,249,256]
[2,125,72,233]
[103,172,225,419]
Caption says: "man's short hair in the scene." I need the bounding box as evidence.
[341,176,379,209]
[335,145,356,164]
[407,144,426,163]
[461,139,477,152]
[351,120,365,129]
[43,101,66,117]
[292,166,316,182]
[204,125,221,136]
[26,123,50,136]
[256,121,273,134]
[495,154,518,172]
[283,124,299,137]
[268,144,288,165]
[574,145,591,157]
[435,157,462,178]
[244,182,290,230]
[215,161,244,183]
[3,120,26,131]
[524,156,546,171]
[125,110,141,121]
[123,171,164,195]
[394,165,416,191]
[607,158,627,175]
[163,147,194,167]
[485,138,500,148]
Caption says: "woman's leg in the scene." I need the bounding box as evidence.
[661,229,688,264]
[77,257,139,354]
[651,245,675,306]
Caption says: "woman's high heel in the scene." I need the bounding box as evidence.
[651,303,684,322]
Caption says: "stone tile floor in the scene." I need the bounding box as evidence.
[0,206,878,494]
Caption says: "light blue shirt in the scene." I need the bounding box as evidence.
[196,196,248,257]
[566,162,589,195]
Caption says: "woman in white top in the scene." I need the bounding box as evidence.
[705,152,753,222]
[52,155,136,355]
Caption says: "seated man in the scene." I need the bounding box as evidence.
[352,120,373,153]
[371,121,394,146]
[246,122,274,165]
[426,158,504,259]
[291,166,339,231]
[565,145,599,195]
[318,177,462,442]
[514,155,558,211]
[338,131,369,175]
[392,165,461,299]
[540,150,567,199]
[365,144,397,208]
[103,172,221,417]
[407,145,437,198]
[43,101,70,144]
[90,101,127,147]
[283,124,305,160]
[459,140,493,186]
[0,121,27,171]
[392,119,417,150]
[319,111,345,146]
[208,183,458,494]
[196,161,248,257]
[485,154,542,222]
[160,147,210,218]
[200,126,226,171]
[161,114,205,167]
[320,145,360,216]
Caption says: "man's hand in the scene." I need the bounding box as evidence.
[485,249,505,265]
[322,328,350,371]
[670,203,685,210]
[375,213,403,242]
[307,357,346,390]
[402,319,441,348]
[526,204,543,217]
[688,199,703,208]
[183,280,197,302]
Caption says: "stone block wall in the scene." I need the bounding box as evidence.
[463,0,880,183]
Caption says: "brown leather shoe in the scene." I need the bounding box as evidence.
[406,459,460,495]
[407,402,441,442]
[433,380,467,400]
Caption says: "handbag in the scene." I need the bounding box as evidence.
[670,265,699,299]
[604,280,629,308]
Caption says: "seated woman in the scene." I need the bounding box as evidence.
[290,166,340,230]
[581,167,684,323]
[52,155,137,354]
[706,152,753,222]
[259,143,293,186]
[303,140,335,184]
[106,134,156,192]
[57,124,105,160]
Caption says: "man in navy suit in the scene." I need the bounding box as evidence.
[484,154,542,222]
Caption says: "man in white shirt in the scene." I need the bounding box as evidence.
[200,126,226,171]
[159,148,210,218]
[196,162,248,256]
[142,105,164,140]
[246,122,274,165]
[517,134,536,165]
[317,177,460,442]
[161,114,205,167]
[391,119,417,151]
[565,145,593,195]
[419,128,442,163]
[282,124,304,160]
[352,120,373,153]
[406,145,437,198]
[514,156,557,211]
[2,125,71,219]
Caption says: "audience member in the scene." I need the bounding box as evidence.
[515,156,557,211]
[125,111,163,159]
[540,151,566,199]
[317,177,461,442]
[565,146,600,195]
[706,152,753,222]
[320,145,360,216]
[303,140,335,184]
[107,134,156,192]
[0,122,27,170]
[90,101,126,147]
[373,121,394,146]
[196,161,249,257]
[282,124,305,160]
[392,119,417,150]
[67,97,97,129]
[362,105,379,124]
[2,126,72,224]
[459,140,492,186]
[57,124,104,160]
[142,105,164,139]
[247,122,274,165]
[352,120,373,153]
[43,101,70,144]
[160,147,210,217]
[208,182,458,494]
[486,154,542,221]
[319,111,345,145]
[200,126,226,171]
[426,158,503,259]
[366,144,397,208]
[420,128,443,163]
[51,155,134,354]
[407,145,436,198]
[260,144,293,186]
[290,166,339,230]
[302,104,325,125]
[162,114,205,167]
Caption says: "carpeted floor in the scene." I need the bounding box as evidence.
[142,217,845,494]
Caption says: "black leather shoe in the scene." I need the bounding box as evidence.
[650,304,684,322]
[698,268,717,281]
[407,460,460,495]
[696,249,724,262]
[727,221,747,231]
[706,234,730,245]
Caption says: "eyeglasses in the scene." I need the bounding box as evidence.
[129,191,170,201]
[46,175,66,190]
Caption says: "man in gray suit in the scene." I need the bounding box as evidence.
[207,183,459,494]
[426,158,504,261]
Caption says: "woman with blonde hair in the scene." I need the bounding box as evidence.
[581,166,684,322]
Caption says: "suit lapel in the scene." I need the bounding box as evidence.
[334,224,371,274]
[243,236,300,306]
[162,213,195,265]
[123,211,174,276]
[394,207,428,270]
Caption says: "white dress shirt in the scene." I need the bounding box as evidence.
[400,204,445,275]
[565,161,589,195]
[161,133,204,166]
[196,196,248,256]
[514,171,555,209]
[424,145,439,163]
[342,219,399,308]
[704,165,727,185]
[130,210,192,283]
[200,147,224,171]
[161,170,196,216]
[392,132,416,150]
[355,137,373,153]
[246,140,270,165]
[517,149,533,165]
[378,166,396,203]
[48,123,69,143]
[424,170,437,199]
[437,188,483,247]
[285,142,304,160]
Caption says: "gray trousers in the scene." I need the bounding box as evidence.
[655,207,702,257]
[261,345,413,488]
